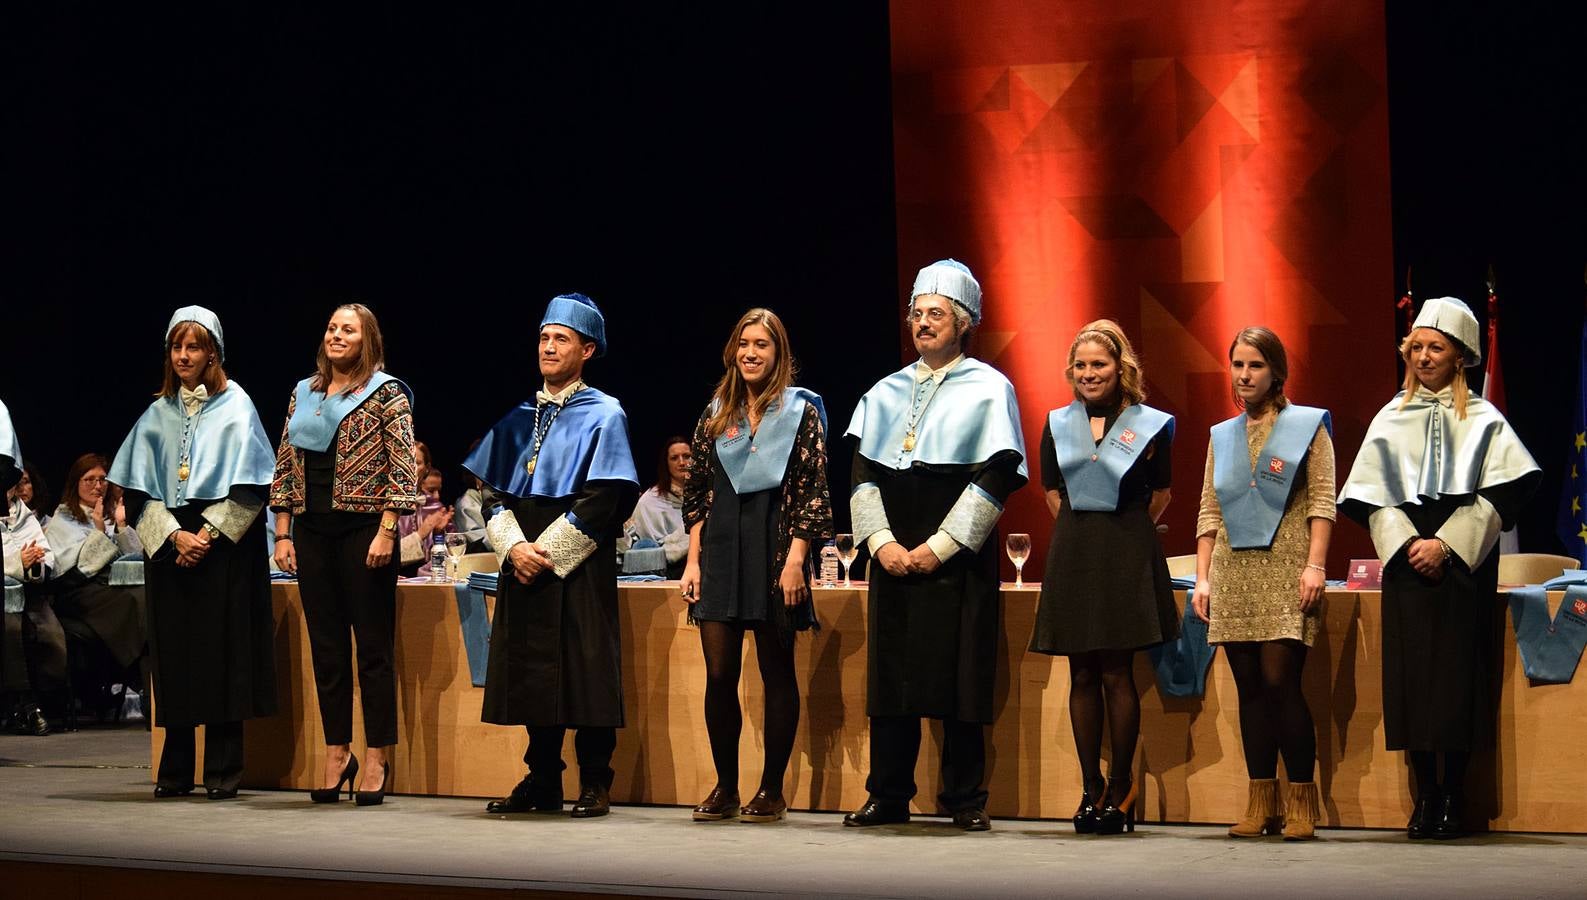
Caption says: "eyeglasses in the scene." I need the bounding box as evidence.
[907,308,952,324]
[79,476,109,485]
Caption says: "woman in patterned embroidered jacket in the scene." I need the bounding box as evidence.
[679,308,832,823]
[271,303,420,806]
[1191,327,1335,840]
[109,307,277,799]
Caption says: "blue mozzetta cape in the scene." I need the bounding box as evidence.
[715,387,824,495]
[0,398,19,470]
[845,358,1027,476]
[1049,401,1174,511]
[108,382,276,504]
[1211,405,1330,549]
[286,371,411,452]
[464,387,639,500]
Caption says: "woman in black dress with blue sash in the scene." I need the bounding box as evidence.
[679,308,832,823]
[1030,320,1177,834]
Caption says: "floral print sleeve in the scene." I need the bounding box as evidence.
[784,399,833,542]
[680,408,714,530]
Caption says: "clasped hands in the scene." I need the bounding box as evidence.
[1406,537,1450,581]
[508,540,555,584]
[172,528,213,568]
[873,541,941,577]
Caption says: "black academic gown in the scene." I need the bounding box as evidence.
[129,489,277,727]
[855,449,1026,724]
[481,480,638,728]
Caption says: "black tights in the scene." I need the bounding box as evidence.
[1224,640,1317,782]
[1068,650,1139,804]
[1409,750,1470,798]
[700,620,800,797]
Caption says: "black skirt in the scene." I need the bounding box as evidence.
[694,455,814,632]
[1030,496,1178,655]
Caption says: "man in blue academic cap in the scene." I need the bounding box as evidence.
[464,294,640,818]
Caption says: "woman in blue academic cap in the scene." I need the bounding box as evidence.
[679,308,832,823]
[1030,319,1177,835]
[270,303,420,806]
[1339,297,1539,839]
[1191,327,1335,840]
[109,306,278,799]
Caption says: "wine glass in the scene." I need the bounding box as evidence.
[444,532,468,581]
[834,533,856,586]
[1005,533,1031,588]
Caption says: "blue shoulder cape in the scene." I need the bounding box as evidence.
[0,398,19,470]
[1211,405,1330,549]
[287,371,411,452]
[1049,401,1174,511]
[464,387,639,500]
[108,382,276,505]
[715,387,824,495]
[845,358,1027,476]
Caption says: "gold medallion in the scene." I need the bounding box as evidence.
[903,432,916,452]
[526,457,537,476]
[178,463,190,481]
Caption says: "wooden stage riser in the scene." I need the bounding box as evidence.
[152,584,1587,833]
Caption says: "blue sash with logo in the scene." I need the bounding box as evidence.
[715,388,824,496]
[287,371,409,453]
[1508,575,1587,685]
[1050,402,1174,512]
[1211,405,1330,549]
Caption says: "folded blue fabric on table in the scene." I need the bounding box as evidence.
[451,580,491,687]
[1148,580,1215,698]
[4,576,22,614]
[1508,583,1587,685]
[466,571,499,594]
[618,574,665,582]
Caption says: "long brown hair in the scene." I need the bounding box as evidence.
[654,435,690,497]
[1066,319,1146,405]
[59,452,110,523]
[703,308,797,439]
[156,322,228,399]
[311,303,387,392]
[1397,328,1470,419]
[1229,326,1290,413]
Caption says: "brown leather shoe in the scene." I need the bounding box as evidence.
[692,785,740,821]
[952,808,991,831]
[739,789,787,823]
[570,782,610,818]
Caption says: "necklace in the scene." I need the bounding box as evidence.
[177,398,204,482]
[903,376,944,452]
[525,402,563,476]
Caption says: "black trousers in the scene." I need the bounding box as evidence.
[524,725,616,790]
[865,715,988,813]
[295,513,399,747]
[157,720,244,791]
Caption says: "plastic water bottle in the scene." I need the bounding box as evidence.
[818,541,839,588]
[430,540,450,582]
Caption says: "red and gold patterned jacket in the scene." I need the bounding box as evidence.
[269,380,422,515]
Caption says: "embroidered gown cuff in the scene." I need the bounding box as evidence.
[486,508,528,570]
[535,513,598,579]
[1435,494,1502,570]
[1367,506,1419,564]
[939,483,1003,553]
[77,530,120,577]
[851,482,890,547]
[134,502,183,558]
[201,492,265,544]
[925,531,961,562]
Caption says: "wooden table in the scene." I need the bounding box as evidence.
[152,581,1587,832]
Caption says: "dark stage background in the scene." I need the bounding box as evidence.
[7,3,1585,571]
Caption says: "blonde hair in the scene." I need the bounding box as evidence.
[703,308,797,439]
[1067,319,1145,405]
[1397,330,1469,419]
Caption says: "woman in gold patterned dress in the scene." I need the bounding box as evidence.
[1191,327,1335,840]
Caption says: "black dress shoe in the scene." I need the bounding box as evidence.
[486,778,563,814]
[843,800,910,827]
[1431,792,1465,840]
[7,705,50,736]
[570,783,610,818]
[153,785,193,798]
[1407,794,1436,839]
[692,785,741,821]
[206,787,239,801]
[952,808,991,831]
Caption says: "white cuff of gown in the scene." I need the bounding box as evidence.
[867,529,898,557]
[1367,506,1419,564]
[1435,494,1502,570]
[486,508,528,570]
[134,502,182,558]
[535,514,598,579]
[925,530,961,563]
[202,493,264,544]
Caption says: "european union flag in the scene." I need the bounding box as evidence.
[1559,317,1587,563]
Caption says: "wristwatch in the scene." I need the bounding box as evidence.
[202,522,222,542]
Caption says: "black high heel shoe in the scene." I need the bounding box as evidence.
[1073,780,1105,834]
[1095,778,1138,835]
[310,753,359,804]
[356,760,391,807]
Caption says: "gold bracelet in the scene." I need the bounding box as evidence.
[1305,563,1326,573]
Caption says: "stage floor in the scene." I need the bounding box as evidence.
[3,727,1586,898]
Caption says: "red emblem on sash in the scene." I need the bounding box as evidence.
[1269,457,1285,475]
[1574,599,1587,617]
[1119,429,1136,446]
[726,426,739,439]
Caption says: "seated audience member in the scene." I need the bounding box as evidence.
[399,466,452,574]
[42,453,147,701]
[455,466,491,554]
[13,463,52,528]
[619,436,691,579]
[4,479,55,734]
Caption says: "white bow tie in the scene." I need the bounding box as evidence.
[180,384,209,415]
